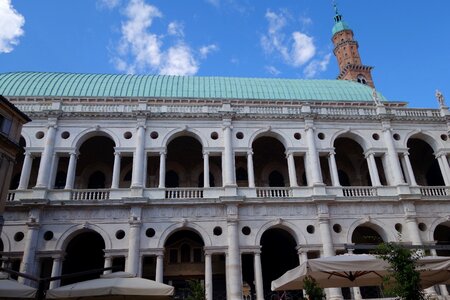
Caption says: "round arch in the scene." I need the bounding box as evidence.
[249,129,290,149]
[255,220,306,246]
[0,232,11,253]
[347,219,396,244]
[157,222,212,248]
[19,133,31,148]
[72,127,119,149]
[428,217,450,242]
[404,131,442,153]
[55,223,112,251]
[330,130,371,151]
[162,128,208,148]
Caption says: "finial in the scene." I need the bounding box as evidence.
[436,89,446,108]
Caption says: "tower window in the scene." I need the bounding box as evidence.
[357,75,367,85]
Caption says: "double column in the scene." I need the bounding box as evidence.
[223,120,236,186]
[328,151,340,186]
[365,151,382,186]
[111,150,122,189]
[286,151,298,187]
[247,151,255,188]
[305,120,322,185]
[436,152,450,186]
[35,122,58,188]
[382,122,404,185]
[131,123,147,188]
[400,152,417,186]
[64,151,79,189]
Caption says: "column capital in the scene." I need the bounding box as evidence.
[26,221,41,229]
[24,150,33,157]
[47,123,58,129]
[69,150,79,157]
[402,151,410,157]
[114,151,121,157]
[435,151,448,159]
[285,150,294,158]
[136,124,147,130]
[364,151,376,159]
[305,124,315,131]
[203,150,210,156]
[246,150,253,156]
[328,150,336,156]
[129,220,142,227]
[159,150,167,156]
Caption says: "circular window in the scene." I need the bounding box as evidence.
[317,133,325,140]
[150,131,159,139]
[115,230,126,239]
[306,225,315,234]
[236,132,244,139]
[35,131,45,139]
[333,224,342,233]
[211,132,218,140]
[213,226,222,236]
[241,226,251,235]
[294,133,301,140]
[393,133,401,141]
[44,231,54,241]
[14,232,24,242]
[145,228,156,238]
[372,133,380,140]
[123,132,132,139]
[395,223,403,233]
[418,223,427,231]
[441,134,448,141]
[61,131,70,139]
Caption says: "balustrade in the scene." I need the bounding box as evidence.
[71,189,110,200]
[256,187,292,198]
[165,188,204,199]
[342,187,377,197]
[420,186,450,197]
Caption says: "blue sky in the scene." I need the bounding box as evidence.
[0,0,448,108]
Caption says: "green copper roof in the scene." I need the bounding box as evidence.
[332,4,351,35]
[0,72,385,102]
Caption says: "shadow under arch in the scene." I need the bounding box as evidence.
[347,219,396,245]
[72,127,119,149]
[255,220,306,246]
[0,232,11,253]
[331,130,371,151]
[162,128,208,148]
[248,128,290,149]
[55,223,112,251]
[429,218,450,242]
[405,131,442,153]
[157,222,212,248]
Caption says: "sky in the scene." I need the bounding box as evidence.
[0,0,449,108]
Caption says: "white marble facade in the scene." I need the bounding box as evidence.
[2,97,450,300]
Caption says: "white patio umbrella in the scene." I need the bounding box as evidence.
[272,254,450,291]
[46,272,174,300]
[0,272,37,299]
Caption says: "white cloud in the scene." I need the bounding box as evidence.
[0,0,25,53]
[265,65,281,76]
[304,53,331,78]
[167,21,184,37]
[160,44,198,76]
[291,32,315,67]
[97,0,121,9]
[205,0,220,7]
[261,9,316,68]
[199,44,218,58]
[114,0,201,75]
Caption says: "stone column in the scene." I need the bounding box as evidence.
[49,255,63,289]
[103,254,113,274]
[382,124,404,185]
[158,151,166,188]
[203,151,210,188]
[328,151,340,187]
[286,151,298,187]
[204,252,213,300]
[35,123,57,188]
[402,152,417,186]
[19,218,40,284]
[155,252,164,283]
[111,151,121,189]
[131,124,146,188]
[64,151,78,189]
[18,151,33,190]
[247,151,255,188]
[223,120,236,186]
[48,153,59,189]
[317,204,343,300]
[226,219,243,300]
[305,121,322,185]
[366,152,381,186]
[127,216,142,276]
[253,250,264,300]
[436,153,450,186]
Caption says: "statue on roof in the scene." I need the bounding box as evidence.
[436,89,445,107]
[372,88,382,106]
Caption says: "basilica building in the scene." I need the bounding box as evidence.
[0,7,449,300]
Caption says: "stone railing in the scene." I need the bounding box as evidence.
[7,192,15,201]
[256,187,293,198]
[165,188,204,199]
[342,187,378,197]
[71,189,110,200]
[419,186,450,197]
[387,108,441,118]
[311,107,377,117]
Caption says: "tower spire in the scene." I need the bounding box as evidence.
[331,3,375,88]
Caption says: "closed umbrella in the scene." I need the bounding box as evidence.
[0,272,37,299]
[46,272,174,300]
